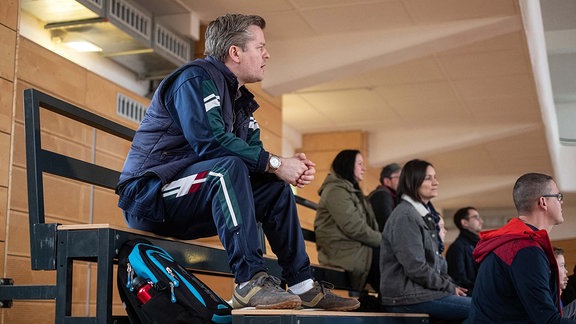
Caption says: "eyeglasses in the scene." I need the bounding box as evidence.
[467,214,482,221]
[542,193,563,202]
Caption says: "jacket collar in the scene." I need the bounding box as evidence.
[459,228,480,244]
[402,194,429,217]
[204,56,259,114]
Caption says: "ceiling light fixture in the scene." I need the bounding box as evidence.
[63,40,102,52]
[50,29,102,52]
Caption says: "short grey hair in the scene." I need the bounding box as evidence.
[512,173,554,214]
[204,14,266,62]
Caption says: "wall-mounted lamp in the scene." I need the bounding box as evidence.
[50,29,102,53]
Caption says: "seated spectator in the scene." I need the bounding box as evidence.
[470,173,574,323]
[564,265,576,307]
[315,150,381,301]
[368,163,401,231]
[380,159,470,322]
[555,247,576,320]
[446,207,483,295]
[116,13,358,311]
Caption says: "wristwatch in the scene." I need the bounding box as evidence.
[268,155,281,172]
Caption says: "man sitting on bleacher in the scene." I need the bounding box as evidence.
[116,13,359,311]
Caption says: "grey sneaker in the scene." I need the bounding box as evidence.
[291,281,360,311]
[232,272,302,309]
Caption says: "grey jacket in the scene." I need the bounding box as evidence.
[380,196,456,305]
[315,173,381,291]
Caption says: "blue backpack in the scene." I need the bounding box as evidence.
[117,239,232,324]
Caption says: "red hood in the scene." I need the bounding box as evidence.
[473,218,553,265]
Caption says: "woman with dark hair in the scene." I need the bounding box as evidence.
[380,159,470,322]
[315,150,381,303]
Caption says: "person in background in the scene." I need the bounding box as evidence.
[380,159,470,322]
[555,247,576,319]
[469,173,575,323]
[315,150,381,309]
[116,13,359,311]
[564,265,576,307]
[368,163,401,231]
[446,207,483,295]
[438,215,450,276]
[439,215,448,243]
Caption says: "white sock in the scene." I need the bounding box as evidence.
[238,281,249,289]
[288,279,314,294]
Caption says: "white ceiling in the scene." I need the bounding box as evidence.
[27,0,573,228]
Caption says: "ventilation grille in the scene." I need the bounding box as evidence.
[109,0,151,40]
[86,0,103,8]
[155,24,191,63]
[116,93,147,123]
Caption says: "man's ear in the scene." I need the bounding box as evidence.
[228,45,241,63]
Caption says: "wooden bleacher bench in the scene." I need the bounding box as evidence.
[232,309,429,323]
[0,88,353,323]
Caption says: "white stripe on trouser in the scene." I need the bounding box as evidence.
[161,171,238,227]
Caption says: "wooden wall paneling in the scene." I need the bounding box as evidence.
[6,254,55,284]
[4,302,55,324]
[6,211,31,257]
[0,133,9,187]
[0,25,16,82]
[17,38,88,106]
[364,165,381,192]
[8,168,26,216]
[0,188,6,244]
[111,265,125,316]
[11,123,25,171]
[246,83,282,108]
[250,83,282,152]
[301,131,365,151]
[252,97,282,137]
[0,0,18,30]
[297,130,381,201]
[39,110,94,158]
[69,262,92,308]
[0,241,4,278]
[0,184,6,247]
[43,175,92,224]
[95,130,131,171]
[14,82,31,123]
[0,79,13,133]
[306,150,343,172]
[85,73,149,127]
[92,187,127,228]
[194,25,207,59]
[259,128,281,156]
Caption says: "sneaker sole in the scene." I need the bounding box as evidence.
[326,302,361,311]
[255,300,301,309]
[302,302,360,311]
[232,296,302,309]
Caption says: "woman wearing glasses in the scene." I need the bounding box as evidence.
[379,159,470,322]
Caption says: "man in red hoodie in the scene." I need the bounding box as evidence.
[469,173,575,323]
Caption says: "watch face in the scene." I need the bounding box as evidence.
[270,156,281,169]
